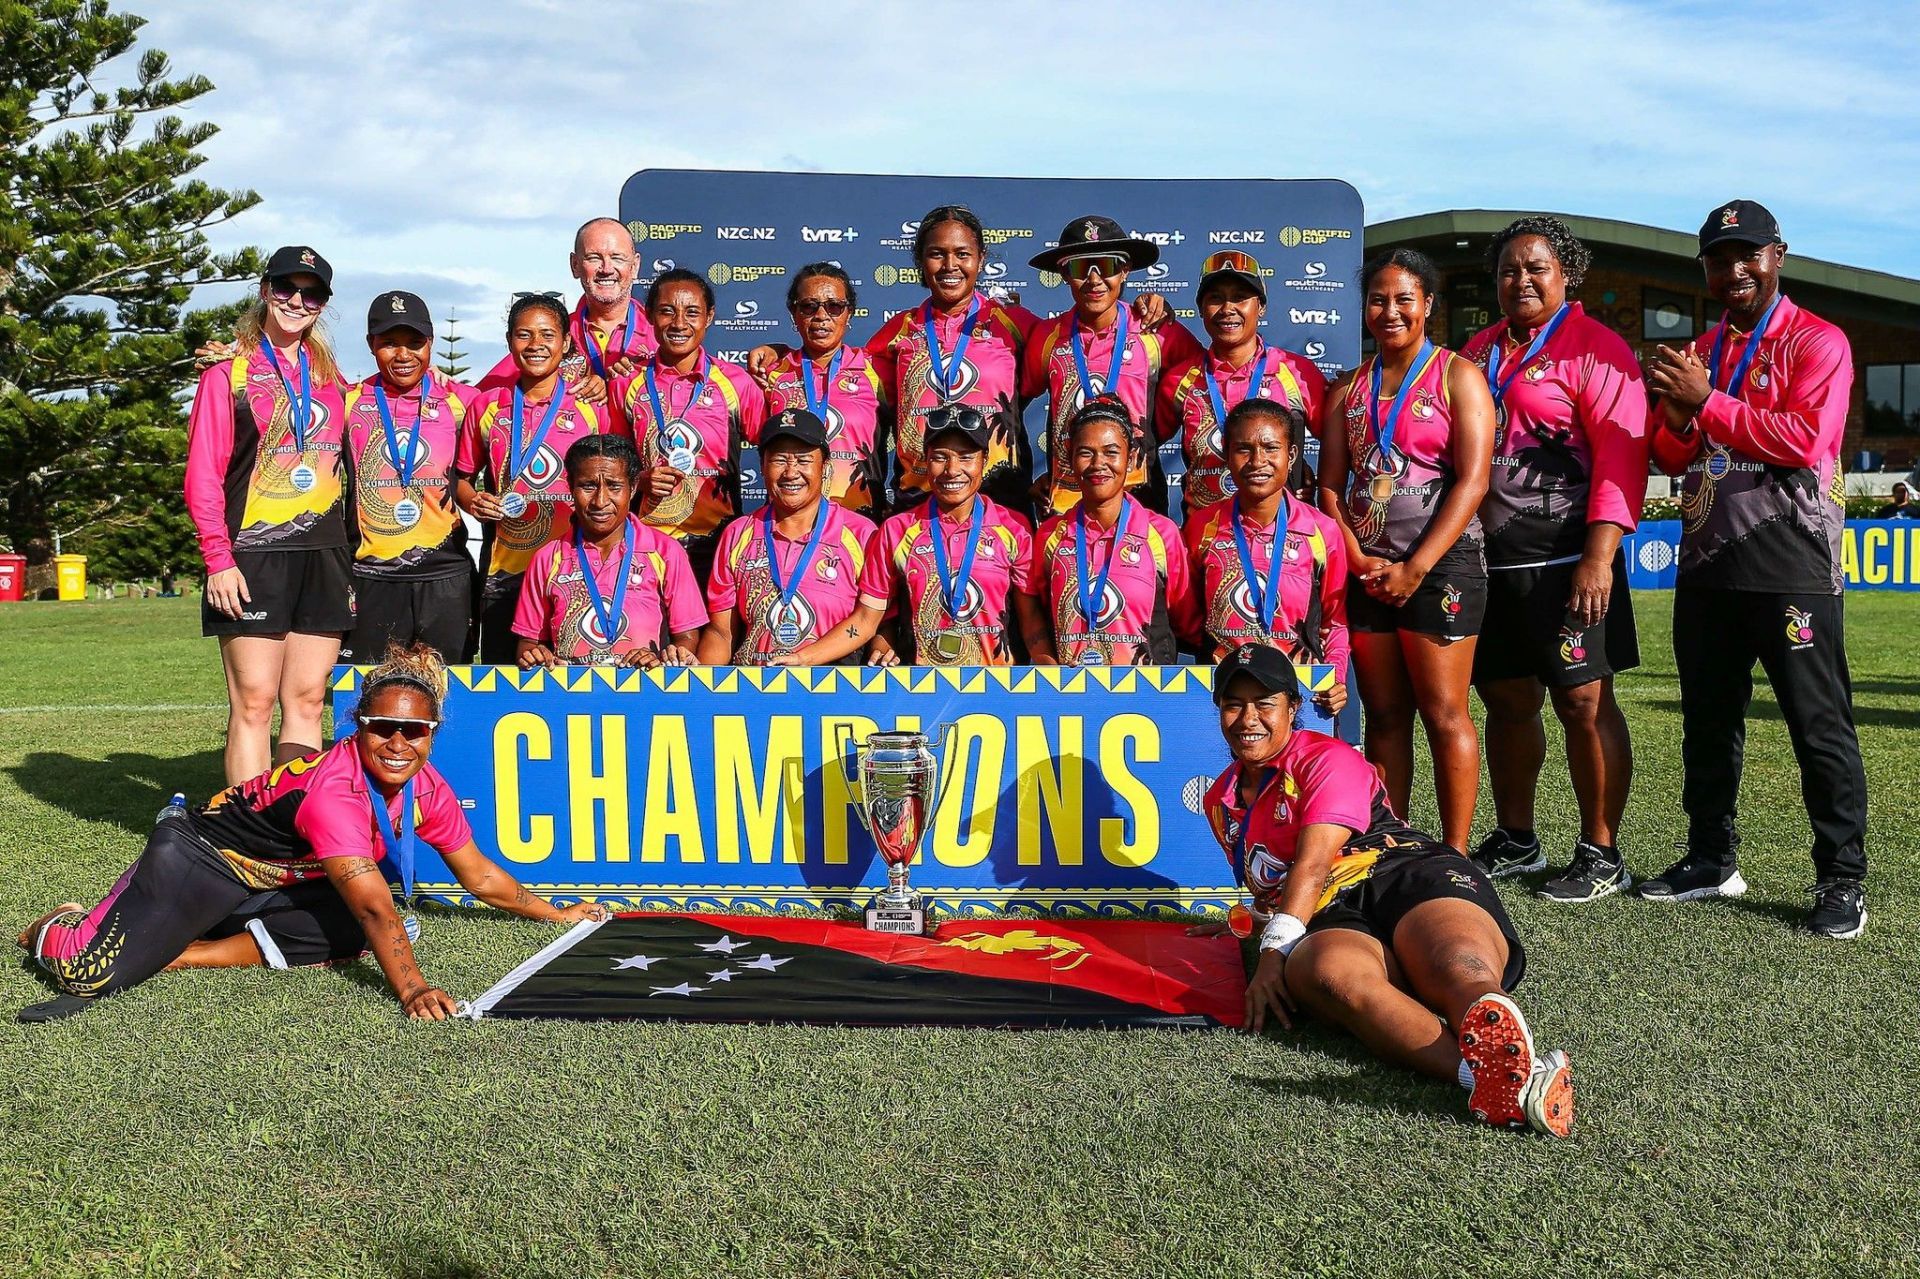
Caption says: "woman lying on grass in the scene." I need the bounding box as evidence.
[1198,642,1574,1136]
[16,644,607,1023]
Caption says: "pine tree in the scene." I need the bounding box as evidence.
[436,307,470,383]
[0,0,262,583]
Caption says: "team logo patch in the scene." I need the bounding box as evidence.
[816,552,840,582]
[1721,206,1740,228]
[1080,581,1127,628]
[579,602,628,648]
[1559,625,1588,668]
[521,444,563,488]
[1785,606,1814,649]
[1442,584,1463,616]
[947,579,986,622]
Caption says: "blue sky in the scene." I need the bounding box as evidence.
[138,0,1920,376]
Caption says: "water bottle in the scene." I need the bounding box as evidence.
[155,792,188,827]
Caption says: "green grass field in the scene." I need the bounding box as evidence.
[1,594,1916,1278]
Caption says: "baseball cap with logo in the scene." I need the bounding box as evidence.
[1212,642,1302,704]
[367,290,433,337]
[760,407,829,453]
[1698,199,1782,253]
[264,244,334,288]
[1198,249,1267,304]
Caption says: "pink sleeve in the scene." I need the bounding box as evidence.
[1007,516,1035,594]
[1293,359,1330,429]
[418,767,475,854]
[185,362,239,574]
[734,372,769,443]
[1291,741,1374,833]
[1161,520,1203,645]
[476,353,518,393]
[857,521,898,608]
[1695,321,1852,469]
[660,538,709,635]
[456,396,489,476]
[1576,341,1651,530]
[1018,320,1054,402]
[1003,300,1042,344]
[293,779,378,861]
[1158,319,1206,370]
[705,521,744,616]
[1319,524,1351,682]
[510,544,558,642]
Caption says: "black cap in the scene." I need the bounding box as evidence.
[1698,200,1782,253]
[367,290,432,337]
[760,407,829,453]
[264,244,333,287]
[1212,643,1302,703]
[1029,215,1161,273]
[922,404,993,452]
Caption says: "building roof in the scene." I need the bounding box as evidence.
[1368,209,1920,318]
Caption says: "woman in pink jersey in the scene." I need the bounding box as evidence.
[513,434,707,668]
[1198,643,1572,1138]
[1183,399,1349,719]
[1319,249,1495,854]
[1159,250,1331,520]
[186,245,353,784]
[760,263,890,520]
[781,406,1034,667]
[456,293,620,665]
[16,646,608,1023]
[700,408,881,665]
[1019,401,1198,665]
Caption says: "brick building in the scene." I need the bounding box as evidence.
[1366,210,1920,479]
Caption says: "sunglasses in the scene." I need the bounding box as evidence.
[925,405,986,435]
[791,298,851,317]
[268,277,331,312]
[1059,256,1130,283]
[1200,250,1260,276]
[361,716,440,742]
[513,290,564,301]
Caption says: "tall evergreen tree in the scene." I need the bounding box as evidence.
[0,0,261,581]
[436,306,470,382]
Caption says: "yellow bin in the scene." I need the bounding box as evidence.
[54,553,87,601]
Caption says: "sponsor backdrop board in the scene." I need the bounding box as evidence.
[617,169,1364,511]
[334,664,1271,917]
[1623,520,1920,590]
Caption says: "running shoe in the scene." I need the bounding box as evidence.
[1521,1049,1575,1138]
[1471,828,1545,879]
[1635,846,1747,903]
[1801,881,1866,940]
[1458,992,1537,1129]
[1538,841,1631,903]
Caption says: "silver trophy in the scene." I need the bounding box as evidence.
[838,725,957,935]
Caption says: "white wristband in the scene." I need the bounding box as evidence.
[1258,912,1307,955]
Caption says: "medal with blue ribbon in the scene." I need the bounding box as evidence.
[1231,494,1288,635]
[922,298,979,402]
[1366,340,1440,502]
[575,520,636,656]
[1486,301,1570,423]
[508,384,565,488]
[375,378,429,529]
[802,348,843,420]
[646,356,710,473]
[928,499,985,622]
[1073,497,1129,657]
[367,772,419,932]
[763,500,829,649]
[262,344,317,492]
[1071,310,1129,404]
[1205,342,1272,431]
[1227,764,1281,936]
[578,300,639,379]
[1708,291,1782,403]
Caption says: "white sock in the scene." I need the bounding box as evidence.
[1457,1059,1476,1091]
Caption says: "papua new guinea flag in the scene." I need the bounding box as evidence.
[466,914,1247,1029]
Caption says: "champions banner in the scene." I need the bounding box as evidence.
[1624,519,1920,590]
[330,664,1320,916]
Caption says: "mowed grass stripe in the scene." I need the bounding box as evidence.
[0,594,1915,1279]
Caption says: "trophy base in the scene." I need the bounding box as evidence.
[864,896,931,936]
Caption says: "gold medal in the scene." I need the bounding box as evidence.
[1370,473,1395,502]
[1226,902,1254,938]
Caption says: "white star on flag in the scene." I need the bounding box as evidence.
[612,955,661,971]
[707,969,736,982]
[698,935,749,954]
[741,953,792,972]
[648,982,708,997]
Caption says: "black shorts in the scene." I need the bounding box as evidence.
[202,546,356,638]
[1346,569,1488,640]
[339,572,473,665]
[1308,845,1526,990]
[478,571,526,666]
[1474,551,1640,687]
[202,880,369,968]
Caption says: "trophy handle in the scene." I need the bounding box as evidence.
[834,721,868,830]
[928,719,961,825]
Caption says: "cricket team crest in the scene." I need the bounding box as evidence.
[1784,606,1814,649]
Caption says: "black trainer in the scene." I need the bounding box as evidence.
[1472,827,1546,879]
[1636,846,1747,903]
[1538,841,1631,903]
[1802,881,1866,940]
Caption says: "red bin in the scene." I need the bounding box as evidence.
[0,554,25,602]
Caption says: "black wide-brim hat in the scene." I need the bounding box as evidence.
[1029,215,1161,273]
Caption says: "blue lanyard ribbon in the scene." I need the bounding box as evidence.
[1230,766,1277,889]
[1486,302,1570,407]
[922,298,980,400]
[803,348,843,417]
[578,300,640,379]
[508,384,565,482]
[261,344,313,453]
[1071,311,1129,401]
[1205,343,1271,427]
[367,775,417,904]
[1708,292,1783,402]
[1231,494,1289,634]
[927,499,985,620]
[575,521,636,652]
[763,500,829,619]
[374,378,429,486]
[1074,497,1130,634]
[645,356,711,430]
[1368,339,1439,463]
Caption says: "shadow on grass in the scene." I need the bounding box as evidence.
[8,748,227,837]
[1720,894,1813,930]
[1231,1023,1471,1125]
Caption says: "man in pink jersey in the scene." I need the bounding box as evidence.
[476,217,657,399]
[1640,200,1867,938]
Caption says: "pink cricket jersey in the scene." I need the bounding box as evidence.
[457,382,616,582]
[858,496,1034,665]
[1159,344,1329,517]
[617,353,768,543]
[1026,500,1198,664]
[512,515,708,662]
[762,347,890,518]
[707,501,878,662]
[1334,349,1485,563]
[343,373,481,579]
[1183,493,1350,673]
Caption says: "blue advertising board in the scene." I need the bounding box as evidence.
[1624,519,1920,590]
[616,169,1364,511]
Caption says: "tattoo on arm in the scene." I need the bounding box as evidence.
[513,885,532,910]
[848,626,860,639]
[337,858,382,883]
